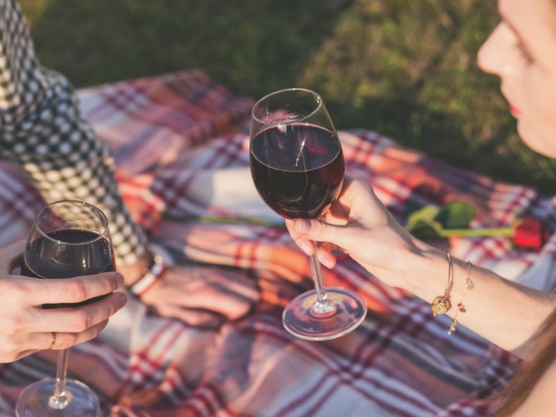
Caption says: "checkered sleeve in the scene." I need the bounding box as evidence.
[0,0,149,266]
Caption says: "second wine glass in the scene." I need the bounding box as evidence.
[16,200,116,417]
[249,88,367,341]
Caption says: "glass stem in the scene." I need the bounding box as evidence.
[310,252,327,303]
[49,349,70,410]
[309,241,335,315]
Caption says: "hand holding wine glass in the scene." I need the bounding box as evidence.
[0,239,125,363]
[249,88,367,341]
[16,200,119,417]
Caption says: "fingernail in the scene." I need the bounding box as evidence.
[115,273,125,285]
[298,219,311,233]
[118,292,128,304]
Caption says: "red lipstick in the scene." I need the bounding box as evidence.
[509,104,522,117]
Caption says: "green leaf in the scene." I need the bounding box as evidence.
[405,201,476,239]
[435,200,475,229]
[407,220,445,238]
[406,205,441,233]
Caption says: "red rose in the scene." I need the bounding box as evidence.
[512,217,550,250]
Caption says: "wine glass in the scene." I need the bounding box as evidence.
[249,88,367,341]
[16,200,116,417]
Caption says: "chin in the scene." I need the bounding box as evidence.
[517,123,556,159]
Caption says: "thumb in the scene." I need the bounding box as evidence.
[296,219,347,247]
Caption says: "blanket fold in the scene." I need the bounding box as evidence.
[1,69,554,416]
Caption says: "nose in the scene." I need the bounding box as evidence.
[477,22,521,78]
[477,24,503,75]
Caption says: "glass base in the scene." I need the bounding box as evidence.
[282,287,367,341]
[16,378,100,417]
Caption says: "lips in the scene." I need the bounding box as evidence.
[509,104,522,117]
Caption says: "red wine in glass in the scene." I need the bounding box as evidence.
[250,124,344,219]
[16,200,115,417]
[250,88,367,341]
[21,229,115,308]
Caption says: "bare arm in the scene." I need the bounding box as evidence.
[403,244,554,354]
[286,177,555,354]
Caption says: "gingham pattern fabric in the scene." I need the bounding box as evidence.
[0,0,148,265]
[1,69,556,416]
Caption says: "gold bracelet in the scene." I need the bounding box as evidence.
[448,261,475,335]
[430,252,453,316]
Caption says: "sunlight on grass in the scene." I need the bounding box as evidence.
[19,0,50,27]
[17,0,556,194]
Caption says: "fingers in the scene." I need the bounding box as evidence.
[0,319,111,363]
[182,269,258,320]
[286,219,341,268]
[141,266,259,323]
[315,246,338,269]
[174,272,256,319]
[48,320,110,349]
[288,219,330,247]
[285,219,316,256]
[28,291,127,333]
[285,177,382,250]
[0,269,127,363]
[17,272,125,305]
[154,306,225,329]
[38,319,109,351]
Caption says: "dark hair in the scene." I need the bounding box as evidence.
[492,306,556,415]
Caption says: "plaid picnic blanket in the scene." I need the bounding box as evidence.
[1,69,556,416]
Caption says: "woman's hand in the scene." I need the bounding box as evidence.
[0,241,127,363]
[138,265,259,328]
[285,177,429,289]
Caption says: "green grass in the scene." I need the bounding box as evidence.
[19,0,556,195]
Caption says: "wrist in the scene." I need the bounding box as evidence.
[404,244,469,307]
[128,253,166,297]
[396,241,448,301]
[124,244,174,297]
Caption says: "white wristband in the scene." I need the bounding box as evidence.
[128,252,166,297]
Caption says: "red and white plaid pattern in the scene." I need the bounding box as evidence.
[1,70,555,416]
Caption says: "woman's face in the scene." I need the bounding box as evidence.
[477,0,556,158]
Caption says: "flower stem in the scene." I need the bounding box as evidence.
[163,213,515,239]
[435,227,513,238]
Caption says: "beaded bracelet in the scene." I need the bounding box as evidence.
[430,252,453,316]
[448,261,475,335]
